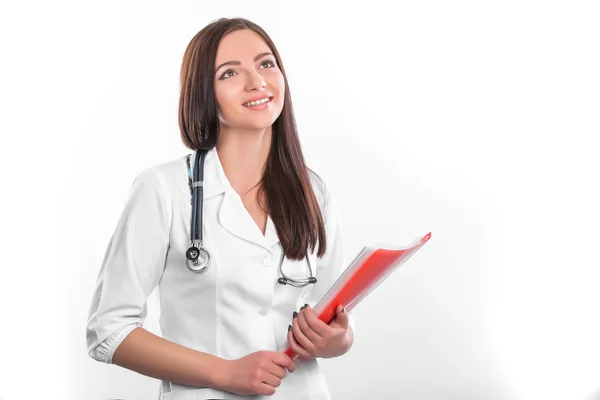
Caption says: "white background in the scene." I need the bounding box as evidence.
[1,1,599,399]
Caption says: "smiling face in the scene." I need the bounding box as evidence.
[213,29,286,132]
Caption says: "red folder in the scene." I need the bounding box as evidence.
[280,232,432,359]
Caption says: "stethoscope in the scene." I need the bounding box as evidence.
[185,149,317,288]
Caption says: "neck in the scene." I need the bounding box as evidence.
[216,125,272,197]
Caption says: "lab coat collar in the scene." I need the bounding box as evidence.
[193,147,280,252]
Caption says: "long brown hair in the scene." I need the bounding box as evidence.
[178,17,327,261]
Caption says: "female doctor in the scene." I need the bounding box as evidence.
[86,17,355,400]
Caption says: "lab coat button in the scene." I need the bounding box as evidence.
[259,308,269,316]
[263,258,271,267]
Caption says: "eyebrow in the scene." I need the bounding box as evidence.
[215,52,273,74]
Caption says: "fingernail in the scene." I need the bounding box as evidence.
[293,311,297,318]
[341,307,345,313]
[300,304,307,310]
[288,324,292,332]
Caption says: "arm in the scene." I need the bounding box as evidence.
[111,327,228,388]
[85,168,227,389]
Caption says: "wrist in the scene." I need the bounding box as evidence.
[208,356,231,390]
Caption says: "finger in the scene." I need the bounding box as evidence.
[268,363,287,380]
[288,326,313,359]
[297,306,322,343]
[292,310,317,354]
[288,327,313,360]
[274,352,296,373]
[258,383,277,396]
[261,371,281,389]
[301,304,330,337]
[331,304,349,329]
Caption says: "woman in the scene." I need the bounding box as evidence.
[86,17,356,400]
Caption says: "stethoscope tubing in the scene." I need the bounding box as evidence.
[186,149,316,287]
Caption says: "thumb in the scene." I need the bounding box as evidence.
[332,304,349,329]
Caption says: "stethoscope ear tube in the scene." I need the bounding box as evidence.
[277,250,318,287]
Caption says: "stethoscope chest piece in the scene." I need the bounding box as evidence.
[186,244,210,272]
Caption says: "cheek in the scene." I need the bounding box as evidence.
[214,82,241,106]
[272,75,286,108]
[214,88,232,111]
[275,74,285,96]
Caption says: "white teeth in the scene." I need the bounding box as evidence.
[244,97,271,107]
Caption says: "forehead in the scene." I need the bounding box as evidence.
[215,29,271,63]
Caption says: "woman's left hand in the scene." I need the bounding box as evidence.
[287,304,352,360]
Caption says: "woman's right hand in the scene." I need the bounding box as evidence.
[218,350,296,396]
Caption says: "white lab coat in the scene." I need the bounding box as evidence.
[86,147,356,399]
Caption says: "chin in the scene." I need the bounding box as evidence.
[243,114,281,128]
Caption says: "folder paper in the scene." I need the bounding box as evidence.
[279,232,432,359]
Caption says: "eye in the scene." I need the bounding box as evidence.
[219,59,277,80]
[260,59,276,69]
[220,69,237,80]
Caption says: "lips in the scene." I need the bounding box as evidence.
[242,98,273,109]
[241,95,274,105]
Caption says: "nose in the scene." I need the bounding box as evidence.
[245,69,267,91]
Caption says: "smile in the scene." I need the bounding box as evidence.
[243,97,273,107]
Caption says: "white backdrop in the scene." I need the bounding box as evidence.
[1,1,599,399]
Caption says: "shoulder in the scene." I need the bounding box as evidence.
[148,153,188,183]
[122,154,190,214]
[131,153,188,191]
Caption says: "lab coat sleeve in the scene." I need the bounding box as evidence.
[306,177,356,337]
[86,166,171,364]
